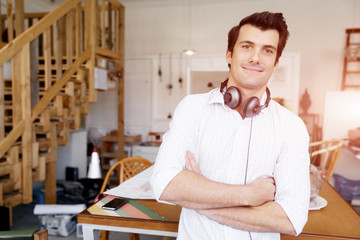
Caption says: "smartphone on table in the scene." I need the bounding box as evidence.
[101,198,128,210]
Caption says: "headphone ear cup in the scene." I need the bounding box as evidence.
[242,96,260,118]
[224,86,242,109]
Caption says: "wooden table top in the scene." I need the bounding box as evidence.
[282,179,360,240]
[77,199,181,233]
[78,180,360,239]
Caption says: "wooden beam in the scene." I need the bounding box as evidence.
[13,162,21,191]
[87,0,98,102]
[12,52,22,125]
[0,3,3,39]
[56,16,65,80]
[117,4,124,161]
[95,46,121,59]
[0,120,24,159]
[38,155,46,181]
[6,0,13,41]
[43,28,52,90]
[107,3,112,50]
[0,183,3,206]
[75,3,82,57]
[114,9,119,52]
[45,162,57,203]
[101,0,106,48]
[45,123,57,204]
[20,42,32,204]
[66,11,73,68]
[0,64,4,141]
[84,0,90,50]
[14,0,24,36]
[0,0,82,65]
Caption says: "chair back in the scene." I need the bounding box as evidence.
[309,139,343,181]
[99,157,152,193]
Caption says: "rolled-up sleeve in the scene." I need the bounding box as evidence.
[150,95,201,200]
[274,116,310,236]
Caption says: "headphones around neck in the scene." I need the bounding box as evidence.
[220,79,271,118]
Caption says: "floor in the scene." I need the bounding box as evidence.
[11,203,168,240]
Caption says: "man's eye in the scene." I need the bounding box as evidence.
[264,49,274,54]
[242,45,251,49]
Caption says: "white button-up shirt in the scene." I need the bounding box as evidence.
[151,88,310,240]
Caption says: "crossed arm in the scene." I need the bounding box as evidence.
[159,151,296,235]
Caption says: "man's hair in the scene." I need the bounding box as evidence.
[227,11,290,65]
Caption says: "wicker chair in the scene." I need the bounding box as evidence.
[309,139,343,181]
[99,157,152,240]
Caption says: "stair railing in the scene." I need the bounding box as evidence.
[0,0,124,216]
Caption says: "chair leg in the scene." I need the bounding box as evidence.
[8,206,13,227]
[100,230,109,240]
[130,233,140,240]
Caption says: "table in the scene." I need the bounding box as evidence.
[282,179,360,240]
[78,179,360,240]
[78,198,181,239]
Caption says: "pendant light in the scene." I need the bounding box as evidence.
[183,0,196,55]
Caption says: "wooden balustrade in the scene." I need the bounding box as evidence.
[0,0,124,226]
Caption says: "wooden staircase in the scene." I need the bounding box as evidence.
[0,0,124,225]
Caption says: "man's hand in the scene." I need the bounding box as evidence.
[247,177,276,206]
[185,150,202,175]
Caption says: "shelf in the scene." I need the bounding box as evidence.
[342,28,360,90]
[101,153,117,158]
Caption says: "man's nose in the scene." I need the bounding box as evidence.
[249,49,260,63]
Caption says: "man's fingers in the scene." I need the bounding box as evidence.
[262,177,275,185]
[185,151,202,175]
[185,154,192,171]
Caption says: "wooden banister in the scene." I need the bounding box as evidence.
[0,0,124,225]
[0,0,81,65]
[0,49,90,159]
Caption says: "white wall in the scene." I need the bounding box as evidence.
[115,0,360,139]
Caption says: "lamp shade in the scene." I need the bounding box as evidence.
[183,49,196,55]
[87,147,102,179]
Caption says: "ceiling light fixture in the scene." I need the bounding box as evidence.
[183,0,196,55]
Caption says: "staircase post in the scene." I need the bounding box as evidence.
[117,4,125,160]
[20,42,32,204]
[85,0,98,103]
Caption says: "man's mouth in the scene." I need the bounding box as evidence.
[241,64,264,72]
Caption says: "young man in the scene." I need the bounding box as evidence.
[151,11,310,240]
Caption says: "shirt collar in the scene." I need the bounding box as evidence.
[207,88,224,106]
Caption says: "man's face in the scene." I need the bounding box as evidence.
[226,24,279,92]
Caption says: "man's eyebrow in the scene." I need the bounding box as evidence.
[239,41,277,51]
[239,40,254,45]
[264,44,277,51]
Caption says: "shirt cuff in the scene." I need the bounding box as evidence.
[150,167,182,201]
[276,199,308,236]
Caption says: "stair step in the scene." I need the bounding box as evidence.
[3,192,22,206]
[0,163,13,176]
[0,178,14,193]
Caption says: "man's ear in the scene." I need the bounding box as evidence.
[226,49,232,65]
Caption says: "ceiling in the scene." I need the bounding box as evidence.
[117,0,255,8]
[0,0,261,11]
